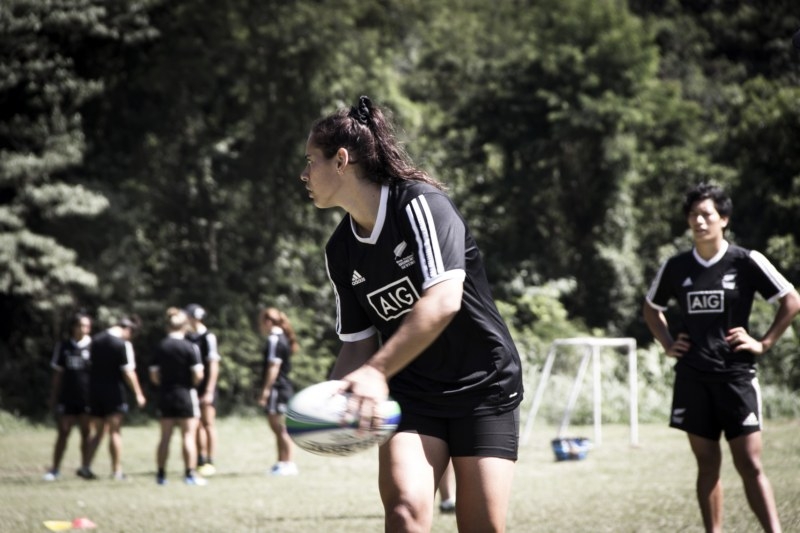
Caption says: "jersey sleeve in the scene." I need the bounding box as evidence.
[325,248,378,342]
[190,343,204,372]
[403,191,467,290]
[265,334,282,364]
[121,341,136,371]
[748,250,794,302]
[645,259,673,311]
[205,332,221,361]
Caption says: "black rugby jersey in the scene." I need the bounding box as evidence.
[50,336,91,405]
[646,241,793,379]
[325,181,523,416]
[262,327,292,385]
[89,330,136,401]
[151,334,203,391]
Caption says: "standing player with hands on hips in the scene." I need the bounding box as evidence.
[643,183,800,533]
[300,95,524,533]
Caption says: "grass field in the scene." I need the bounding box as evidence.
[0,415,798,532]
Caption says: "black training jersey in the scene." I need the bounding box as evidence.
[89,330,136,400]
[646,242,793,379]
[150,334,203,391]
[325,180,523,417]
[50,336,92,405]
[262,327,292,385]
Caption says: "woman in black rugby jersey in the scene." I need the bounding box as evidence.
[643,183,799,533]
[300,95,523,532]
[149,307,205,486]
[44,311,93,481]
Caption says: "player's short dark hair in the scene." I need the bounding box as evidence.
[117,315,141,331]
[682,182,732,218]
[184,303,206,321]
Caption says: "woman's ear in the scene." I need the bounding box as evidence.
[336,147,349,174]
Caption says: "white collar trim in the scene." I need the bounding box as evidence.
[693,240,729,267]
[350,185,388,244]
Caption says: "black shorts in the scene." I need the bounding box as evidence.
[56,402,90,416]
[396,407,519,460]
[159,388,200,419]
[670,372,762,441]
[264,379,294,415]
[89,383,128,417]
[89,398,129,418]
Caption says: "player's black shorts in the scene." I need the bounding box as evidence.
[670,371,762,441]
[159,388,200,419]
[56,402,90,416]
[89,397,129,417]
[397,407,519,460]
[264,379,294,415]
[89,381,131,417]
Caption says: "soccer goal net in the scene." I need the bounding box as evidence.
[521,337,639,447]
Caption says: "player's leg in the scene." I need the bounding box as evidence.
[51,413,76,474]
[438,460,456,512]
[379,431,449,532]
[196,415,208,465]
[180,417,200,473]
[201,403,217,464]
[267,412,292,462]
[106,413,125,477]
[82,415,105,477]
[448,408,519,532]
[157,419,175,472]
[451,456,515,533]
[728,431,781,532]
[77,413,91,472]
[718,377,782,532]
[688,433,723,533]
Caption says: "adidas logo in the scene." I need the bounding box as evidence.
[682,277,693,287]
[351,270,366,286]
[742,412,759,427]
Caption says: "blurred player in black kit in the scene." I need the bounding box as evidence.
[43,311,93,481]
[150,307,205,486]
[84,315,146,480]
[184,303,221,477]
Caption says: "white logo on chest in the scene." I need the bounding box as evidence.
[367,277,420,321]
[687,290,724,314]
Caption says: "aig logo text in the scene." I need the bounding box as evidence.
[367,277,420,321]
[687,290,724,314]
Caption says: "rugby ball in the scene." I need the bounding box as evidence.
[286,380,401,456]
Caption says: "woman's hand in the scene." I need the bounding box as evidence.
[725,327,763,355]
[667,333,691,358]
[340,364,389,432]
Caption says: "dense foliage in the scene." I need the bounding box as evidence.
[1,0,798,418]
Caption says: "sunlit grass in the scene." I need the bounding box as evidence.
[0,416,797,532]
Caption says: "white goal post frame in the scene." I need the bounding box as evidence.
[521,337,639,447]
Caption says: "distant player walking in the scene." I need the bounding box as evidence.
[643,183,800,533]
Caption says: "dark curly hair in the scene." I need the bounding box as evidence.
[309,95,444,190]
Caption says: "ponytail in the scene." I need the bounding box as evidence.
[311,95,444,190]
